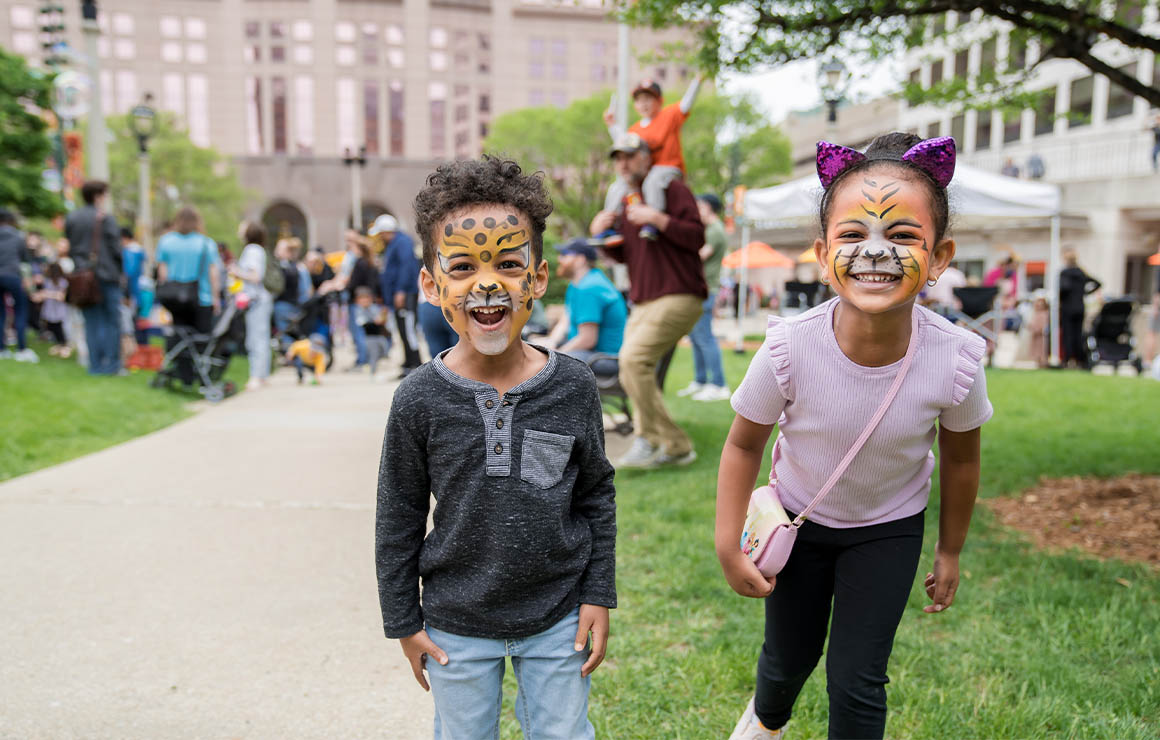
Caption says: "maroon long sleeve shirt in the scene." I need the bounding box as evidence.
[604,179,707,305]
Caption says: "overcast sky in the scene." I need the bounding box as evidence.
[720,57,904,124]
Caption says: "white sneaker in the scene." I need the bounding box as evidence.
[614,437,660,469]
[654,448,697,466]
[729,697,785,740]
[13,348,39,363]
[676,381,704,397]
[692,384,731,402]
[0,348,12,359]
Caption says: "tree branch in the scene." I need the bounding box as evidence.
[985,0,1160,54]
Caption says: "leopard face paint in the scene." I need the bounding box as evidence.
[431,208,539,356]
[823,175,934,314]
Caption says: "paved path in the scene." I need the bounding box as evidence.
[0,364,434,739]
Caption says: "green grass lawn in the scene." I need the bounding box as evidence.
[500,348,1160,739]
[0,338,250,482]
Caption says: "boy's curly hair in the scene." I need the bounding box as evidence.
[413,155,554,273]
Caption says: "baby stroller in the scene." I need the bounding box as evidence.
[1085,297,1143,373]
[151,296,247,402]
[283,292,336,369]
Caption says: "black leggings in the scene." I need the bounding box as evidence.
[755,510,924,739]
[45,320,66,345]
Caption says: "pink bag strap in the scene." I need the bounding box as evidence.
[772,309,920,528]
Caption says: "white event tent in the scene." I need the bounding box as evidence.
[735,163,1065,362]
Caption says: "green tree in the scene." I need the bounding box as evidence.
[0,47,63,218]
[625,0,1160,110]
[106,111,252,245]
[483,89,790,238]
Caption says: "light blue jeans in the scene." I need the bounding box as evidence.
[688,294,726,387]
[425,607,594,740]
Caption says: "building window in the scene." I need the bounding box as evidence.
[388,49,405,69]
[929,60,943,86]
[362,23,379,65]
[479,93,490,113]
[655,66,668,81]
[591,40,606,58]
[591,64,606,82]
[455,52,470,70]
[389,81,404,156]
[551,62,566,80]
[530,60,544,79]
[269,45,284,63]
[1008,36,1026,71]
[364,81,380,155]
[932,13,946,35]
[188,74,209,147]
[112,39,134,60]
[269,22,285,39]
[186,43,207,64]
[161,42,182,63]
[980,37,997,73]
[112,13,133,35]
[293,46,313,65]
[162,74,184,116]
[292,21,312,41]
[551,90,567,107]
[335,22,356,43]
[550,39,566,57]
[1106,63,1138,119]
[336,46,356,66]
[975,110,992,151]
[1034,91,1056,136]
[295,77,314,155]
[1002,109,1021,143]
[245,77,264,154]
[386,24,404,45]
[1068,75,1094,126]
[954,50,968,79]
[9,6,34,28]
[272,77,288,153]
[337,78,357,151]
[430,82,447,157]
[951,113,965,145]
[96,36,110,58]
[185,18,206,40]
[480,122,489,139]
[529,89,544,106]
[115,70,137,113]
[530,38,545,56]
[162,16,183,38]
[430,27,448,48]
[455,104,468,123]
[244,46,260,63]
[431,52,448,71]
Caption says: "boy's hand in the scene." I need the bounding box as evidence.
[923,541,960,613]
[720,549,775,599]
[399,629,448,691]
[589,211,615,237]
[626,203,662,228]
[603,108,615,126]
[574,604,609,677]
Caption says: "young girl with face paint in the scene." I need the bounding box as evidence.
[717,133,993,740]
[375,157,617,740]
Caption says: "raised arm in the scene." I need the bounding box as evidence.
[679,73,705,115]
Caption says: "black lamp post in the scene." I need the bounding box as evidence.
[818,59,849,125]
[342,145,368,231]
[130,94,156,263]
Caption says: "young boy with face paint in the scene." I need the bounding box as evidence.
[375,156,616,740]
[717,134,992,740]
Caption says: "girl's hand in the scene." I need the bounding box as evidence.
[398,629,448,691]
[720,549,775,599]
[923,542,960,613]
[574,604,609,677]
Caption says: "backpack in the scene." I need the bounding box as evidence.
[261,248,285,295]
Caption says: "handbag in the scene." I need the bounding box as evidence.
[157,238,209,312]
[66,213,104,308]
[740,320,918,578]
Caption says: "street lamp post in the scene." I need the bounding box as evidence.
[818,59,849,128]
[80,0,109,182]
[342,145,368,231]
[130,94,156,265]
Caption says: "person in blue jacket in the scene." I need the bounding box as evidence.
[372,214,422,376]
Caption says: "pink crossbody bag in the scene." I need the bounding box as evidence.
[740,327,918,578]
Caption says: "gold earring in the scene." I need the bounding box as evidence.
[820,277,830,286]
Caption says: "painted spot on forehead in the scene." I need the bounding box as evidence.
[507,215,519,225]
[483,217,496,228]
[462,218,475,229]
[480,250,492,262]
[474,233,487,245]
[444,224,454,237]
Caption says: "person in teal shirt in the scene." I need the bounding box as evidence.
[545,238,627,362]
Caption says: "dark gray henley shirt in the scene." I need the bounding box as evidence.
[375,348,617,640]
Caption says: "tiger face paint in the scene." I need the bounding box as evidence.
[423,206,547,356]
[817,174,947,315]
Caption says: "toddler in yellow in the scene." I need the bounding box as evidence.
[286,333,328,385]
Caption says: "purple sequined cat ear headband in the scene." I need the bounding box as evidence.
[816,136,957,190]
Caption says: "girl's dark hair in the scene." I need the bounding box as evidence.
[46,262,64,281]
[819,132,951,243]
[413,155,554,273]
[242,221,267,248]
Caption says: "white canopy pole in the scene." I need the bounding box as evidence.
[1047,214,1062,366]
[735,219,751,352]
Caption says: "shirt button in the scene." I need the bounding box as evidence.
[502,400,512,406]
[485,400,494,409]
[494,444,503,454]
[496,419,504,429]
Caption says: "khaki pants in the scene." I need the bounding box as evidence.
[618,293,704,455]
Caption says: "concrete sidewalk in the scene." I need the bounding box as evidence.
[0,363,434,739]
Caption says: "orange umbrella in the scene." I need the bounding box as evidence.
[797,247,818,264]
[1148,251,1160,266]
[722,241,795,270]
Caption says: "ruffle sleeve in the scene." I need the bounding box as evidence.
[766,315,793,402]
[951,332,987,405]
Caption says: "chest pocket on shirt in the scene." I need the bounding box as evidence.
[520,430,575,489]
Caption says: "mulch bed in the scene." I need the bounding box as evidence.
[985,474,1160,570]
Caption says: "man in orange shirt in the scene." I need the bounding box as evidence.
[600,75,704,241]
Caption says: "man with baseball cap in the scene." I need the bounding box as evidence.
[543,237,627,362]
[371,213,422,376]
[595,72,704,244]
